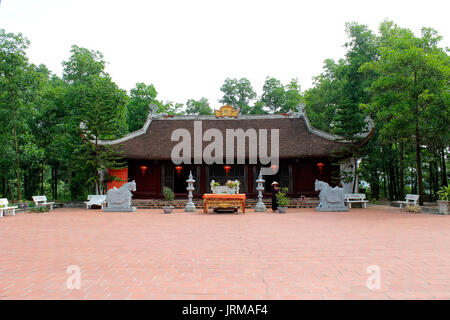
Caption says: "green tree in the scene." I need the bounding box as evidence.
[0,29,40,200]
[219,78,256,114]
[284,78,303,112]
[361,21,450,205]
[127,82,158,132]
[260,77,286,112]
[185,97,213,115]
[63,45,128,196]
[259,77,302,113]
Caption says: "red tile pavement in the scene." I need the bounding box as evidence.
[0,206,449,300]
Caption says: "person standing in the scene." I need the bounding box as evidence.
[271,181,280,212]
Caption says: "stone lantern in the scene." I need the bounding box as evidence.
[254,171,266,212]
[185,171,196,212]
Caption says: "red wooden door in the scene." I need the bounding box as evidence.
[129,161,161,198]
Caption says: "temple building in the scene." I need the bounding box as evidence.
[101,105,373,199]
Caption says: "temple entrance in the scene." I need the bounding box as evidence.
[162,163,200,196]
[206,164,247,193]
[174,167,189,193]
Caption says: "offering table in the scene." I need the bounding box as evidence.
[203,194,246,214]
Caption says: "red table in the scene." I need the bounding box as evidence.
[202,194,246,214]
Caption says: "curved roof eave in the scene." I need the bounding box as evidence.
[94,104,374,146]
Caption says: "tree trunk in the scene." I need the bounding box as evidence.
[434,152,439,199]
[413,70,424,206]
[54,165,58,200]
[6,178,12,200]
[41,162,44,195]
[352,158,358,193]
[399,142,404,198]
[388,164,395,201]
[373,168,379,200]
[442,148,448,187]
[394,151,400,200]
[23,170,27,200]
[2,175,6,197]
[415,119,424,205]
[429,162,433,202]
[13,121,21,200]
[51,166,54,198]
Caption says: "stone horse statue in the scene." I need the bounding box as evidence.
[314,179,348,212]
[105,181,137,212]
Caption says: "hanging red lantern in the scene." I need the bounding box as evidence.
[175,165,183,177]
[223,165,231,176]
[317,162,324,174]
[139,165,148,176]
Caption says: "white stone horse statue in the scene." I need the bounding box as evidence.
[314,179,348,211]
[106,181,136,209]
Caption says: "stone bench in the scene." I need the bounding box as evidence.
[394,194,419,208]
[0,198,18,217]
[32,195,55,210]
[345,193,369,208]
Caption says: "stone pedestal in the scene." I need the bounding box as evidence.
[104,207,136,212]
[316,206,348,212]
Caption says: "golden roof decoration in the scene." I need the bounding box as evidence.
[214,105,240,118]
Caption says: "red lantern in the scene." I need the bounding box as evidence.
[139,165,148,176]
[175,165,183,177]
[223,165,231,176]
[317,162,324,174]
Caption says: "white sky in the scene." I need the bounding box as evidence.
[1,0,449,107]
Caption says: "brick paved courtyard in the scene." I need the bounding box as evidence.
[0,206,449,300]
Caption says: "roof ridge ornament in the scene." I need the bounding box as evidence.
[148,103,167,119]
[288,103,306,118]
[214,105,240,118]
[148,103,158,118]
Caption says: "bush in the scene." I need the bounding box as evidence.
[30,206,50,213]
[405,205,421,213]
[437,186,450,201]
[276,187,290,207]
[162,187,174,205]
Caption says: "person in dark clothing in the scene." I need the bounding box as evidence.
[271,181,280,212]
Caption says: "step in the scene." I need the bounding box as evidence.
[132,197,319,209]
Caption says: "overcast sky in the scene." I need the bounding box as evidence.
[1,0,449,107]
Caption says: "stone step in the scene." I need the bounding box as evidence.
[132,197,320,209]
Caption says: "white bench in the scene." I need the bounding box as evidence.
[395,194,419,208]
[345,193,369,208]
[32,195,55,210]
[84,195,107,210]
[0,198,18,217]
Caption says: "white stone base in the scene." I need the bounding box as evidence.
[316,206,349,212]
[254,203,267,212]
[184,204,197,212]
[103,207,136,212]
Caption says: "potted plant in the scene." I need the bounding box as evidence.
[211,181,220,193]
[276,187,290,213]
[162,187,175,214]
[437,186,450,215]
[225,180,240,194]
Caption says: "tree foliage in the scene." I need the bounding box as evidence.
[185,97,213,115]
[219,77,256,114]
